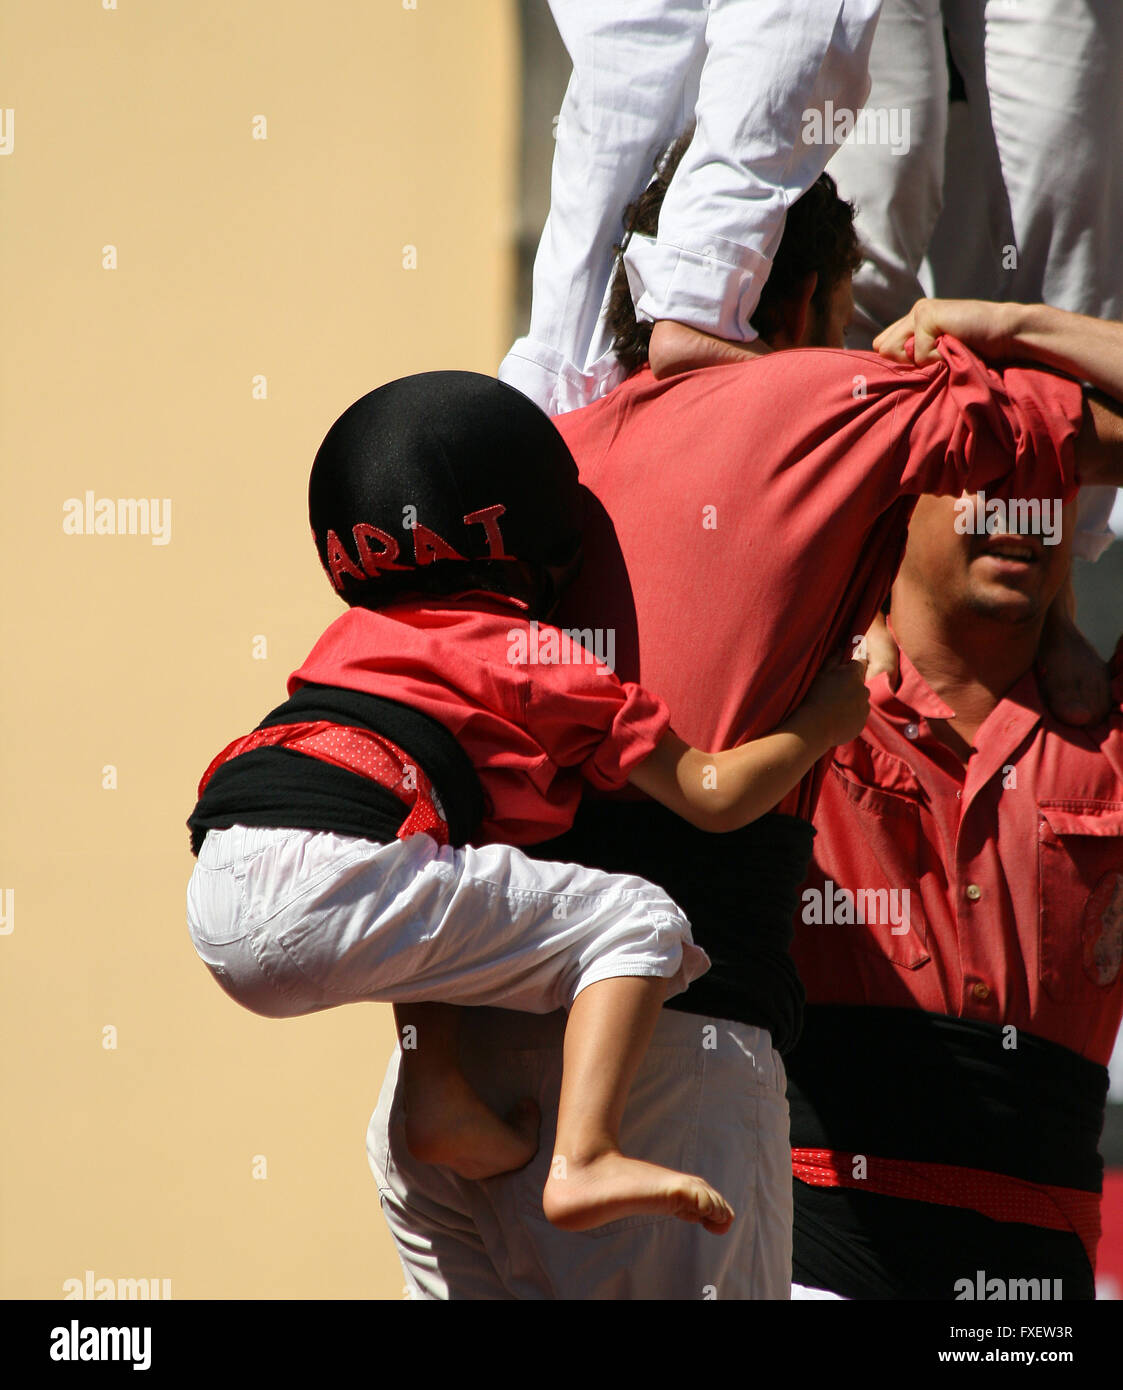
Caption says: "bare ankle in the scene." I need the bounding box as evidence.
[649,320,766,380]
[552,1136,620,1171]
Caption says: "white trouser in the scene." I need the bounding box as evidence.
[185,825,708,1019]
[368,1005,793,1299]
[829,0,1123,556]
[499,0,882,416]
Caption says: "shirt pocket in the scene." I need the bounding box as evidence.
[820,766,931,969]
[1037,800,1123,1004]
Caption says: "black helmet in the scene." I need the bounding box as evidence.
[309,371,583,607]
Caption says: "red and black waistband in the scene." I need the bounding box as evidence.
[197,719,451,844]
[188,684,485,856]
[786,1004,1108,1293]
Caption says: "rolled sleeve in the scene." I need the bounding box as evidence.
[524,653,671,794]
[896,337,1085,506]
[625,231,768,344]
[581,680,671,791]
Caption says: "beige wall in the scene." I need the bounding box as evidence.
[1,0,517,1299]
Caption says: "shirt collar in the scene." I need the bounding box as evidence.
[873,619,958,723]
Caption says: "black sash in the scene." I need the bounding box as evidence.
[787,1005,1107,1188]
[787,1005,1108,1298]
[533,802,816,1053]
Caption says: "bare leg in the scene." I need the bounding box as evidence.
[542,977,735,1234]
[396,1002,539,1181]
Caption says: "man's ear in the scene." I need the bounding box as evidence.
[768,272,818,349]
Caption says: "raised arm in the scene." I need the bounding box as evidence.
[876,300,1123,398]
[875,299,1123,487]
[627,659,869,833]
[1000,305,1123,402]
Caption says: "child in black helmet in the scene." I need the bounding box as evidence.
[186,371,867,1232]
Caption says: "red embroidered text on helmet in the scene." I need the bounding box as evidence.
[309,371,583,609]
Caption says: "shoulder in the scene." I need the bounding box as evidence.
[1034,672,1123,786]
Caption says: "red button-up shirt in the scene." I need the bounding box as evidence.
[554,343,1084,821]
[793,644,1123,1065]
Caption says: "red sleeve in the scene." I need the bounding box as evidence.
[894,336,1083,505]
[523,637,671,791]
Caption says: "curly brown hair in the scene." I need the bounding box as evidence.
[606,130,863,372]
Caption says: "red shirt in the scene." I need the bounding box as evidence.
[287,592,670,845]
[554,343,1084,819]
[793,644,1123,1066]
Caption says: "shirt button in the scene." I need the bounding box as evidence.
[904,722,920,740]
[956,790,962,800]
[972,982,991,1001]
[965,883,982,901]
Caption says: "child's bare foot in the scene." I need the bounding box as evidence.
[649,319,769,380]
[542,1150,734,1233]
[404,1069,540,1180]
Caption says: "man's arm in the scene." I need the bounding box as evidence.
[627,660,869,833]
[876,301,1123,398]
[1000,305,1123,402]
[875,299,1123,486]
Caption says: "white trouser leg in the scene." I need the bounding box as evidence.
[500,1,882,414]
[828,0,948,348]
[938,0,1123,320]
[499,1,707,415]
[186,826,708,1018]
[937,0,1123,557]
[368,1006,793,1300]
[626,0,881,343]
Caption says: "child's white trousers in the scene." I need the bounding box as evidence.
[186,824,709,1019]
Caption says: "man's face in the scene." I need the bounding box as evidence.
[898,492,1075,627]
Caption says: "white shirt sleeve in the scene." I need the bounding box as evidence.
[499,1,710,415]
[500,0,882,415]
[626,0,882,341]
